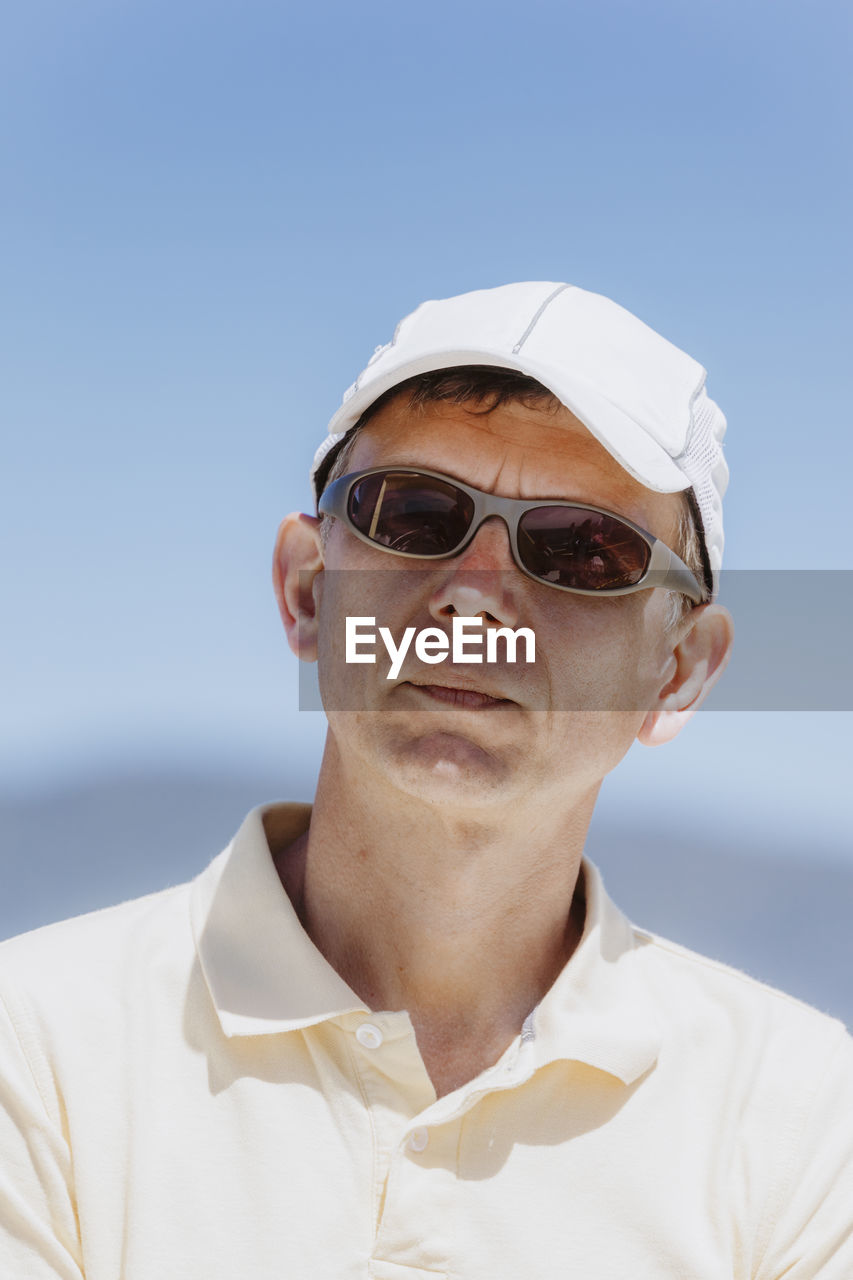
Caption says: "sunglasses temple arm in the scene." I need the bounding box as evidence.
[317,478,342,519]
[647,543,705,604]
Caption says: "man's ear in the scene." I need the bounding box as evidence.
[638,604,734,747]
[272,513,324,661]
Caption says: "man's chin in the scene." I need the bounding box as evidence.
[378,727,516,804]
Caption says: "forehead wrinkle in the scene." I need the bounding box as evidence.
[352,399,598,485]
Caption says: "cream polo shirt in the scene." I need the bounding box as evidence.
[1,803,852,1280]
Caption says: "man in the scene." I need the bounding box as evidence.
[1,282,851,1277]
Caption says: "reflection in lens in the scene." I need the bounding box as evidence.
[518,506,650,590]
[348,472,475,556]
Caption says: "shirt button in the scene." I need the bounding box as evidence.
[409,1127,429,1152]
[355,1022,384,1049]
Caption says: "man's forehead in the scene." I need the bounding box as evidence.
[345,391,686,540]
[349,391,617,470]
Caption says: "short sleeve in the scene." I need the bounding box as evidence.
[755,1026,853,1280]
[0,990,85,1278]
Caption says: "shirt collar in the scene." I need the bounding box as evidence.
[191,802,662,1083]
[524,860,663,1084]
[191,803,368,1036]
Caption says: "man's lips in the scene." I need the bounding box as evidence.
[404,682,514,709]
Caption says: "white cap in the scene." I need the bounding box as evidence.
[311,282,728,588]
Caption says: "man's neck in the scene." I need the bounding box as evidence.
[271,738,594,1097]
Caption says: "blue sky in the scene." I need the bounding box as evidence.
[2,0,851,856]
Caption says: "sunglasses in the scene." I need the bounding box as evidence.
[318,466,704,602]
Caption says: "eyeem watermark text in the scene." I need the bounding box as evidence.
[346,616,536,679]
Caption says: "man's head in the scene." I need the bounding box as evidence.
[272,283,733,820]
[312,282,728,591]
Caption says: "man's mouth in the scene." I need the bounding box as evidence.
[404,682,513,709]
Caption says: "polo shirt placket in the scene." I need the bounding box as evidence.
[192,806,671,1278]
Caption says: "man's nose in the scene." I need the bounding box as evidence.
[427,517,520,628]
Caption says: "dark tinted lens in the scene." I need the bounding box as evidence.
[518,506,651,590]
[348,471,476,556]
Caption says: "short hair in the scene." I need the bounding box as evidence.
[316,366,712,621]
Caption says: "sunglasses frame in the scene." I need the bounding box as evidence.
[318,466,704,603]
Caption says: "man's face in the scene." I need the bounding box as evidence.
[313,392,688,815]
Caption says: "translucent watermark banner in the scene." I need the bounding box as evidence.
[296,570,853,712]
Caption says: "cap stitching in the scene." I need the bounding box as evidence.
[512,283,572,354]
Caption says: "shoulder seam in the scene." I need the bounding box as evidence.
[631,926,845,1025]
